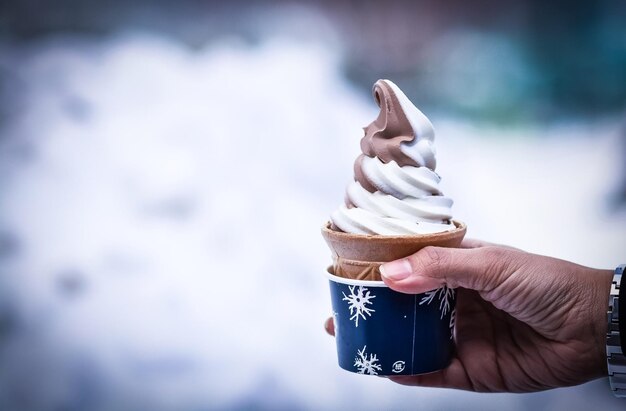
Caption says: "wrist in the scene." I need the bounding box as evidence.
[595,269,614,375]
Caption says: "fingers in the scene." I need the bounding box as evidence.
[461,238,520,251]
[388,357,473,390]
[324,317,335,336]
[459,238,492,249]
[380,245,520,294]
[324,315,472,390]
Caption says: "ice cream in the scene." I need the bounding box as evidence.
[331,79,455,235]
[323,80,462,375]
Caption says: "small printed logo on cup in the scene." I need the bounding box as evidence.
[392,361,406,373]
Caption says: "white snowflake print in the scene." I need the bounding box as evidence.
[342,285,376,327]
[419,286,455,319]
[449,308,456,339]
[354,345,382,375]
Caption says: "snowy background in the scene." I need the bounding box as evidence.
[1,3,626,411]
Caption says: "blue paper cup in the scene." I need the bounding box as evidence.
[327,267,456,376]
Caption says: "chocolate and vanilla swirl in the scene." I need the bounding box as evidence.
[331,79,454,235]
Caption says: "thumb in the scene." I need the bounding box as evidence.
[380,245,518,294]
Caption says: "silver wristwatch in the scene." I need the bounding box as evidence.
[607,264,626,397]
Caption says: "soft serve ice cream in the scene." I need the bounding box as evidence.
[323,81,462,376]
[331,79,454,235]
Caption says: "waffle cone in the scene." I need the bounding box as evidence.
[321,220,467,281]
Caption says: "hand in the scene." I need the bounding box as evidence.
[325,239,613,392]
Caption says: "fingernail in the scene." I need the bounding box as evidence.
[380,259,412,281]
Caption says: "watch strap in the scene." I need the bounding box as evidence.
[613,264,626,354]
[607,264,626,397]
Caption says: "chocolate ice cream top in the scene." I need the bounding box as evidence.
[332,79,454,235]
[359,79,436,170]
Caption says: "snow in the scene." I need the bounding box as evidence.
[0,31,625,411]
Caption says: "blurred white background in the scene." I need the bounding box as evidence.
[1,1,625,410]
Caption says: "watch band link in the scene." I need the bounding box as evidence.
[607,264,626,397]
